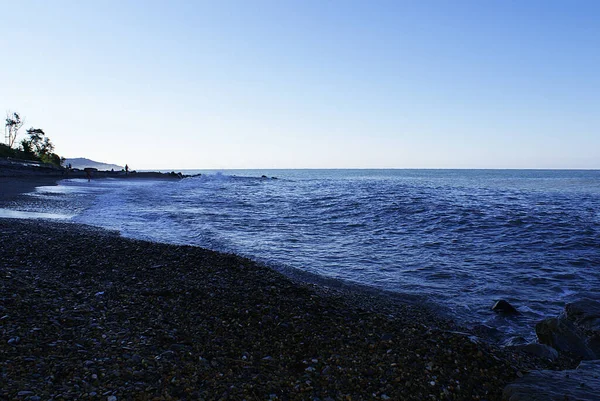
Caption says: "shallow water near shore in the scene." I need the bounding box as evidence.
[6,170,600,342]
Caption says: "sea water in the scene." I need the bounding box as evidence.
[6,169,600,342]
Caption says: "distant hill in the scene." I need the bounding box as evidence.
[65,158,124,171]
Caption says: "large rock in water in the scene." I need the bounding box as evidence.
[535,299,600,360]
[503,360,600,401]
[565,299,600,358]
[492,300,520,315]
[535,317,597,360]
[565,299,600,333]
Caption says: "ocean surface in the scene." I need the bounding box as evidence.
[3,169,600,343]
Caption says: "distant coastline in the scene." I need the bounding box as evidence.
[0,156,196,180]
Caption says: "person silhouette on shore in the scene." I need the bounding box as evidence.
[125,164,129,175]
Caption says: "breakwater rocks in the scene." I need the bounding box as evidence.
[0,219,562,400]
[502,299,600,400]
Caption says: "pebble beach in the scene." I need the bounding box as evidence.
[0,214,573,400]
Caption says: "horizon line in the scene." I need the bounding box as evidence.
[141,167,600,171]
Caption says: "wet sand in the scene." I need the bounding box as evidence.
[0,177,60,202]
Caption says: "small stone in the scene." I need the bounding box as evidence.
[107,396,117,401]
[17,391,34,396]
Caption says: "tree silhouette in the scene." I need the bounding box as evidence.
[5,112,23,148]
[22,127,53,155]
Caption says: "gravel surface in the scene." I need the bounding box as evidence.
[0,218,571,400]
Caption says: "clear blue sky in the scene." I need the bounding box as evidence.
[1,1,599,169]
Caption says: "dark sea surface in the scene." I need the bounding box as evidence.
[3,169,600,342]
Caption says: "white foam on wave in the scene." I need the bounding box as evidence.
[0,208,74,220]
[559,288,577,298]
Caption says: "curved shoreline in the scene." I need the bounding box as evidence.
[0,218,574,400]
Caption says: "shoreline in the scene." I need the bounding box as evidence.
[0,177,61,202]
[0,218,573,400]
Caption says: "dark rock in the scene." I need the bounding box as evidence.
[588,336,600,360]
[565,299,600,332]
[7,336,20,345]
[492,300,520,315]
[511,343,559,361]
[503,359,600,401]
[535,317,597,360]
[564,299,600,357]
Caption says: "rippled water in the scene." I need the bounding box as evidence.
[6,169,600,342]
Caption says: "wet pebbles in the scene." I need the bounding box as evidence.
[0,219,566,400]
